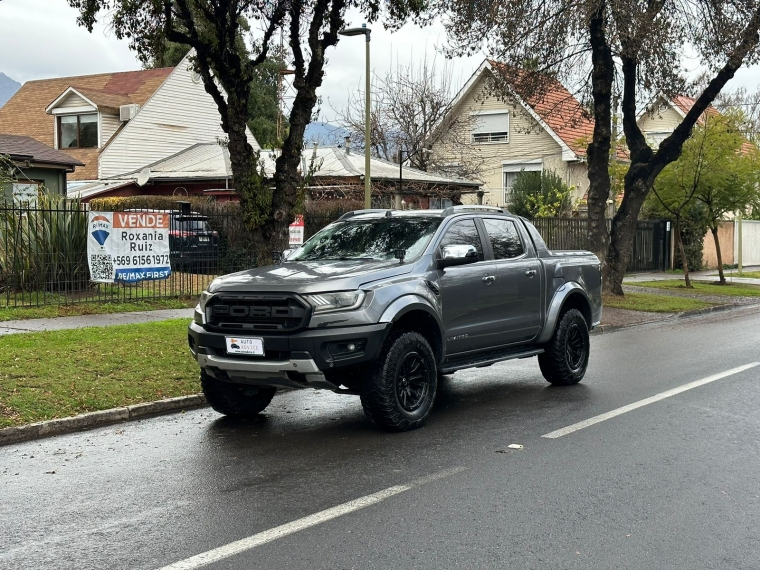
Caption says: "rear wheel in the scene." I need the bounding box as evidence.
[201,371,276,417]
[360,330,438,431]
[538,308,589,386]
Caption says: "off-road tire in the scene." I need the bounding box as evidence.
[538,308,590,386]
[201,371,276,418]
[360,330,438,431]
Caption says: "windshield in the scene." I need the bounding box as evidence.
[288,217,443,262]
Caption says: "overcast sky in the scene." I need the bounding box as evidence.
[1,0,758,123]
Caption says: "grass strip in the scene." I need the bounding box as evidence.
[0,298,196,322]
[603,292,714,313]
[634,280,760,297]
[0,319,199,428]
[714,271,760,279]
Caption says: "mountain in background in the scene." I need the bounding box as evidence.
[304,122,349,146]
[0,73,21,108]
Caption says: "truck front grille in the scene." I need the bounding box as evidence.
[205,294,309,332]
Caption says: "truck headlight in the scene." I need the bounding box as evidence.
[304,290,365,314]
[199,291,215,312]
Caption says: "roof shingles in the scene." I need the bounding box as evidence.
[487,61,594,157]
[0,134,84,168]
[0,68,172,180]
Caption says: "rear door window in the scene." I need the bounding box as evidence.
[483,218,524,259]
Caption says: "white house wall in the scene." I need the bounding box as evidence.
[99,56,260,179]
[100,112,121,147]
[434,71,584,207]
[54,92,95,111]
[638,102,683,134]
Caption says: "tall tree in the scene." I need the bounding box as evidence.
[69,0,425,258]
[689,112,759,283]
[437,0,760,294]
[143,23,286,148]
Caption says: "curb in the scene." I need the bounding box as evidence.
[0,394,207,447]
[593,302,758,335]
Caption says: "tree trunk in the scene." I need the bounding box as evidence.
[585,4,614,274]
[674,215,692,288]
[711,225,725,284]
[604,174,650,294]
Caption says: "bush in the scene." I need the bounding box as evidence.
[89,195,221,213]
[509,170,573,218]
[0,194,89,293]
[674,209,707,272]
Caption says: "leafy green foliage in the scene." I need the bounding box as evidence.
[0,194,89,293]
[509,169,573,218]
[248,54,288,149]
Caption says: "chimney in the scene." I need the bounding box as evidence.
[344,136,351,155]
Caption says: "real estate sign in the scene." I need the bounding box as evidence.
[87,211,171,283]
[289,214,305,246]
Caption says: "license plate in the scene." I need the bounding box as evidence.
[198,236,210,242]
[225,336,264,355]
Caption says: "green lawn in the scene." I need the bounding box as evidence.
[0,298,196,322]
[603,292,715,313]
[0,319,199,428]
[634,280,760,297]
[716,271,760,279]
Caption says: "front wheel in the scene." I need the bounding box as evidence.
[201,371,276,418]
[538,308,590,386]
[360,331,438,431]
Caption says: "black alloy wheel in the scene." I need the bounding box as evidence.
[396,352,430,412]
[564,322,587,373]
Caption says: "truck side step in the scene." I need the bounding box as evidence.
[440,346,544,375]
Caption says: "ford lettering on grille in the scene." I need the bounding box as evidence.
[207,296,307,332]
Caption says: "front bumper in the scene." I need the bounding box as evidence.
[188,321,391,390]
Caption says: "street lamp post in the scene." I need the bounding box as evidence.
[338,24,372,209]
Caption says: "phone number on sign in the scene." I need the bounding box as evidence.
[114,255,170,266]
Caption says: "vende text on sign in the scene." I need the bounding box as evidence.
[112,212,170,228]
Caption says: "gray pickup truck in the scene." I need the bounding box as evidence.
[188,206,602,431]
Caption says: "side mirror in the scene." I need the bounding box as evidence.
[437,244,478,268]
[281,248,295,262]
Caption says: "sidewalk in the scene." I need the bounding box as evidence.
[0,308,195,336]
[624,266,760,286]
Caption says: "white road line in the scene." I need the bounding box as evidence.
[542,362,760,439]
[156,466,467,570]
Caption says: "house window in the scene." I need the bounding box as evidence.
[502,162,542,206]
[472,112,509,143]
[59,114,97,149]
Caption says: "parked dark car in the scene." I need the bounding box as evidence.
[169,213,219,272]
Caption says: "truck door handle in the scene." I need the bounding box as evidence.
[482,275,496,284]
[525,269,536,277]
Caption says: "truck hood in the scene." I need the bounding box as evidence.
[207,259,414,293]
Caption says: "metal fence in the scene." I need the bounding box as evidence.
[1,204,670,309]
[532,217,671,272]
[0,203,258,308]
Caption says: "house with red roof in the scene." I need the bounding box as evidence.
[0,52,259,189]
[431,59,594,210]
[638,94,755,155]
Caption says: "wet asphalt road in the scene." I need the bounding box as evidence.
[2,307,760,570]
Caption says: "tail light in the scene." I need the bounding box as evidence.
[170,230,191,237]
